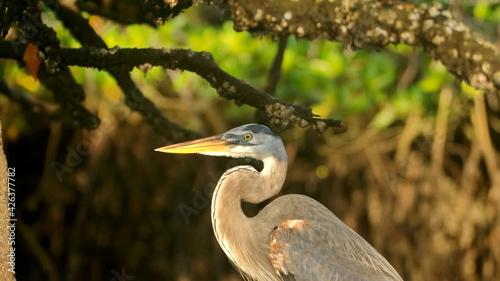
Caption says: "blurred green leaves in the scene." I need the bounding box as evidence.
[474,1,500,23]
[2,1,495,133]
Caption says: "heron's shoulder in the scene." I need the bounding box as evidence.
[266,194,334,214]
[272,194,323,204]
[258,194,342,232]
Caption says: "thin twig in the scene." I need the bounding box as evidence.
[18,220,60,281]
[50,3,201,142]
[0,79,60,117]
[264,36,288,95]
[431,84,452,174]
[473,93,499,187]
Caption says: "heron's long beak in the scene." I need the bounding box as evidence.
[155,134,231,154]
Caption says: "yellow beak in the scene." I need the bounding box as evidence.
[155,134,231,154]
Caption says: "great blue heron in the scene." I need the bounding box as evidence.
[156,124,403,281]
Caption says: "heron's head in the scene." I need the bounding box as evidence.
[155,124,287,162]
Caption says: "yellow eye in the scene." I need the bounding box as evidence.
[243,133,253,141]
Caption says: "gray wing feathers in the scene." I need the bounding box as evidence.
[264,195,403,281]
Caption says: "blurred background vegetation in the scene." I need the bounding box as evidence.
[1,1,500,280]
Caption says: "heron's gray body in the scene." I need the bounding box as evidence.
[212,163,402,281]
[157,124,403,281]
[238,194,401,281]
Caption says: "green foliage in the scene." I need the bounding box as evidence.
[2,1,496,133]
[474,1,500,23]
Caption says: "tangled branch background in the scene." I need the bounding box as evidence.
[0,0,499,280]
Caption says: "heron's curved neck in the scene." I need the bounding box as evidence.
[211,155,287,279]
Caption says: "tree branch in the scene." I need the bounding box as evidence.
[0,78,60,118]
[50,2,201,142]
[75,0,194,26]
[59,47,343,132]
[1,40,342,132]
[220,0,500,93]
[16,0,100,129]
[264,35,288,95]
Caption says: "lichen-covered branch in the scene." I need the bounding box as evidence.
[50,3,200,142]
[0,39,342,133]
[17,0,100,129]
[75,0,193,26]
[219,0,500,92]
[53,47,342,132]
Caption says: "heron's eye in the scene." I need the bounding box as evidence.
[243,133,253,141]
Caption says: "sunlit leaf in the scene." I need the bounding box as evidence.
[460,81,476,97]
[370,104,397,130]
[419,72,447,92]
[491,6,500,23]
[89,15,104,33]
[22,43,41,80]
[473,2,491,20]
